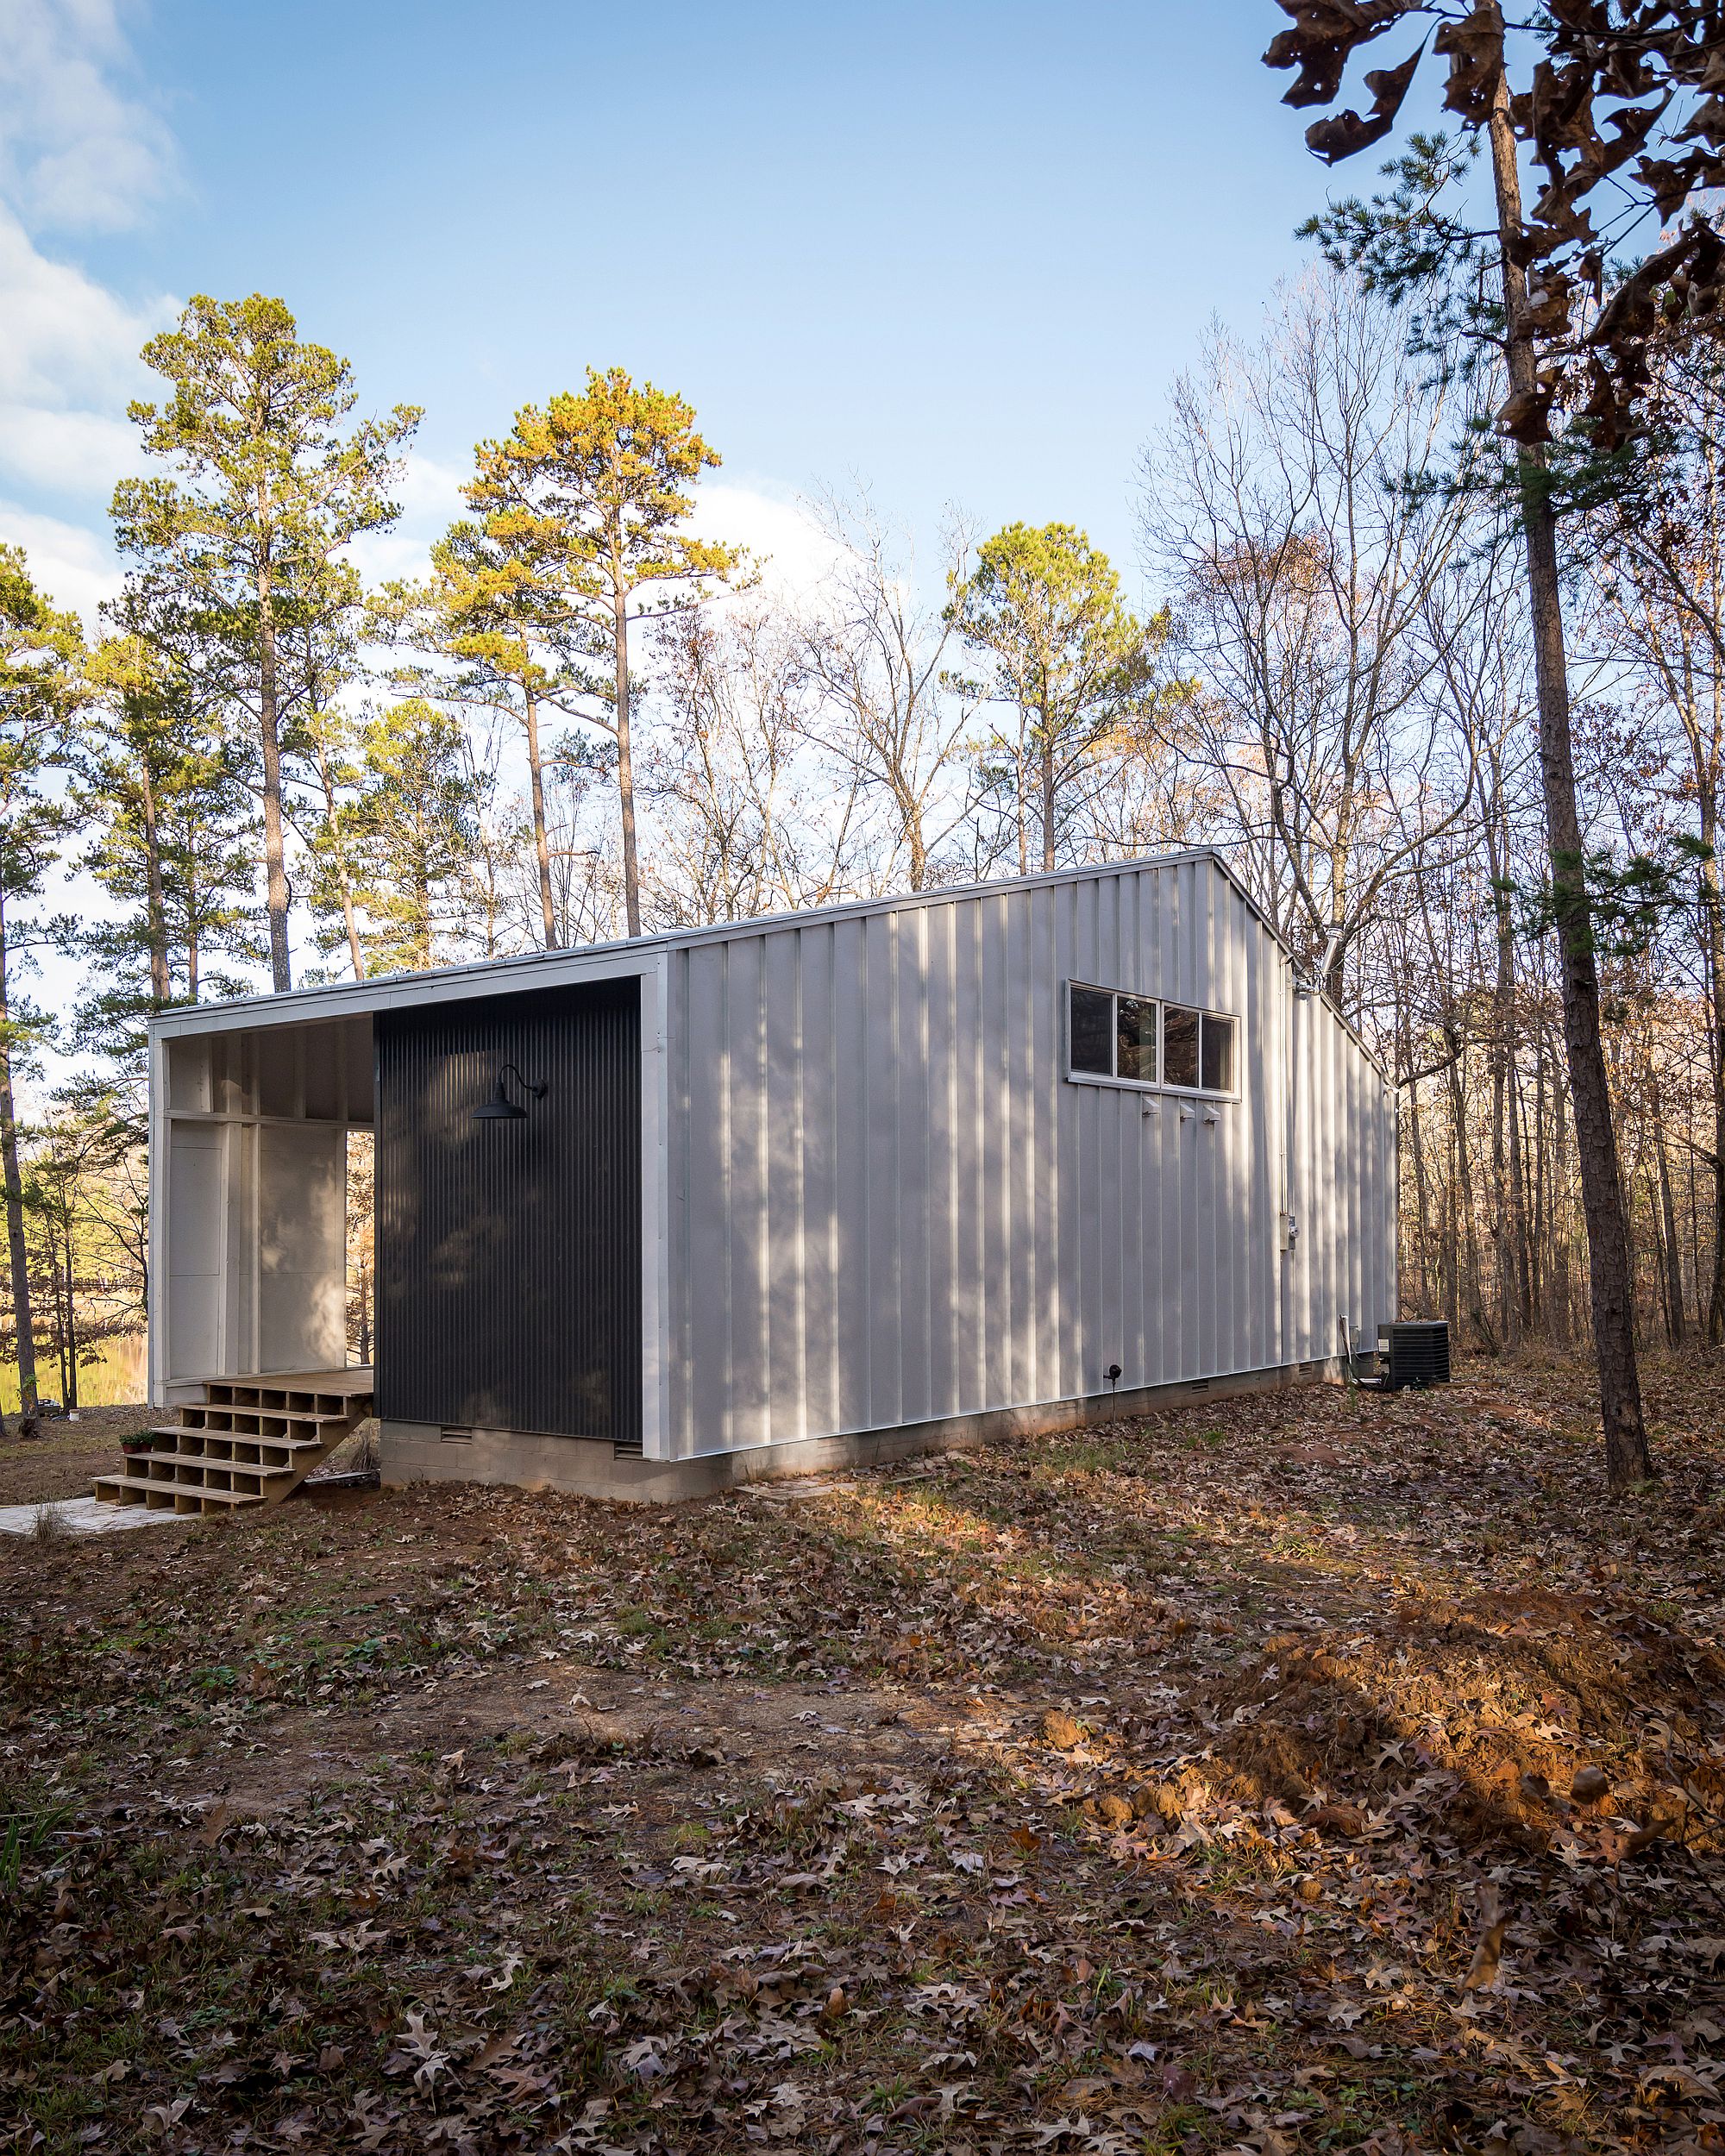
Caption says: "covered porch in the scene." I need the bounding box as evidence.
[136,957,659,1510]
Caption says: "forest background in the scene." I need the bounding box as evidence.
[3,0,1722,1473]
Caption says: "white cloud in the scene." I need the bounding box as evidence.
[0,0,178,234]
[0,403,139,495]
[347,467,848,606]
[0,204,172,512]
[0,204,162,409]
[0,498,122,631]
[346,449,467,591]
[693,479,846,605]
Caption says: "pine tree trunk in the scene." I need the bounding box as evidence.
[315,740,366,981]
[141,767,171,1002]
[0,894,37,1416]
[524,691,557,948]
[614,580,642,937]
[61,1213,78,1412]
[1486,72,1649,1488]
[256,550,292,993]
[1040,714,1057,874]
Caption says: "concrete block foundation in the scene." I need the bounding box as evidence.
[380,1356,1361,1504]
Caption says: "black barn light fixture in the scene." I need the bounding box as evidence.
[471,1062,549,1121]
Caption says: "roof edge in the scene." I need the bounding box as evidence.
[147,848,1391,1087]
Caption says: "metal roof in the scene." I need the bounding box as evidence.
[147,848,1403,1094]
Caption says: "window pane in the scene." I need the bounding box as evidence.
[1116,995,1157,1082]
[1201,1012,1235,1093]
[1163,1004,1200,1088]
[1070,986,1114,1076]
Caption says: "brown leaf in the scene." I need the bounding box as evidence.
[1264,2,1412,111]
[1462,1888,1509,1991]
[1041,1708,1083,1751]
[1159,2059,1197,2103]
[1306,41,1426,164]
[1496,385,1552,444]
[194,1801,230,1848]
[1571,1764,1610,1802]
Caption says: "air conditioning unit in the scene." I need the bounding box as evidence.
[1377,1320,1451,1391]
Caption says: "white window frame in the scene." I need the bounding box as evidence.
[1063,979,1240,1102]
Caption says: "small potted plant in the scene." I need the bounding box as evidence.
[120,1432,156,1458]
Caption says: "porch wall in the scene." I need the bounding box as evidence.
[152,1016,372,1400]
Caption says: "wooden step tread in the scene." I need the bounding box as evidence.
[145,1429,330,1451]
[178,1413,366,1433]
[116,1452,301,1478]
[91,1476,270,1510]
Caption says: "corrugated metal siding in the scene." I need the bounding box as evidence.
[661,856,1397,1461]
[376,981,641,1445]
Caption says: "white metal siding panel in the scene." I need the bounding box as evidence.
[899,909,933,1426]
[662,858,1398,1458]
[800,928,838,1445]
[834,918,871,1437]
[764,931,804,1445]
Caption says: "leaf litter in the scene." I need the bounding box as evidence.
[2,1349,1723,2152]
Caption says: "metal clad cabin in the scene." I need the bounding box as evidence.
[147,852,1398,1501]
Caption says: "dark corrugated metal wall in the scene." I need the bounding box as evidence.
[375,981,641,1446]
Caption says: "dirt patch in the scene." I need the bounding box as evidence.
[0,1401,152,1504]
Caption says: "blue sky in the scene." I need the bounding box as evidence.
[2,0,1389,625]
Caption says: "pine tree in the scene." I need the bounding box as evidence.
[444,367,744,937]
[70,633,260,1070]
[112,294,418,991]
[336,699,480,976]
[0,545,85,1422]
[1259,0,1725,1486]
[950,524,1160,874]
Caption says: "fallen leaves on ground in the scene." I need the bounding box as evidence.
[2,1347,1723,2153]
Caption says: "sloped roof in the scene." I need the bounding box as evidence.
[152,848,1382,1080]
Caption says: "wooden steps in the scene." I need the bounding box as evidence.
[92,1371,373,1518]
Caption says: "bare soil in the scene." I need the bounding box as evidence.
[0,1401,154,1505]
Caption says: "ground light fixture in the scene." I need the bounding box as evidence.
[471,1063,549,1121]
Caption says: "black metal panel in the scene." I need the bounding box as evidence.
[375,980,641,1445]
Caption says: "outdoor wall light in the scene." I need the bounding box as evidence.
[471,1063,549,1121]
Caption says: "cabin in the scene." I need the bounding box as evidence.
[110,851,1396,1512]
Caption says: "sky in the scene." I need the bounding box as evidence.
[0,0,1384,634]
[2,0,1459,1071]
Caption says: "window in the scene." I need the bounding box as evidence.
[1117,994,1156,1082]
[1070,985,1114,1076]
[1066,981,1238,1097]
[1162,1003,1200,1089]
[1163,1004,1236,1094]
[1201,1012,1235,1093]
